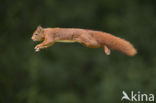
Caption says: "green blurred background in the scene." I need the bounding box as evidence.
[0,0,156,103]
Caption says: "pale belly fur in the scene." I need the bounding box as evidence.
[55,40,78,43]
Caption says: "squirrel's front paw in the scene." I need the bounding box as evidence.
[35,45,41,52]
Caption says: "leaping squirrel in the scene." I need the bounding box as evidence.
[31,25,137,56]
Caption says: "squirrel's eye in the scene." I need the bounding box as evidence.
[35,33,38,35]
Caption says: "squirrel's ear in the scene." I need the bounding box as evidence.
[37,25,43,31]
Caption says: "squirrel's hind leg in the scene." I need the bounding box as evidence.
[75,34,100,48]
[104,45,111,55]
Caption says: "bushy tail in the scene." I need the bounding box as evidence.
[94,31,137,56]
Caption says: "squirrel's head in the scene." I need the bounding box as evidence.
[32,25,44,41]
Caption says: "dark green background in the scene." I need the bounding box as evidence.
[0,0,156,103]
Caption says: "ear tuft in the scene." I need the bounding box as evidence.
[37,25,42,29]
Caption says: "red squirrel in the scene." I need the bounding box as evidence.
[31,25,137,56]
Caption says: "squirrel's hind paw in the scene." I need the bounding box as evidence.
[104,45,111,55]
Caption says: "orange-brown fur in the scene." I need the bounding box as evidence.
[32,26,137,56]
